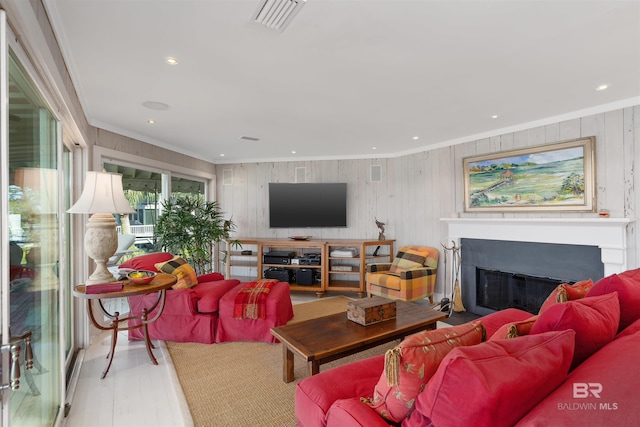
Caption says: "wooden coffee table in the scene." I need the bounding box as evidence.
[270,300,447,383]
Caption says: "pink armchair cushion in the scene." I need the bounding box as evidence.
[530,292,620,369]
[119,252,174,272]
[215,281,294,343]
[194,279,241,313]
[296,355,384,427]
[588,268,640,332]
[197,272,225,283]
[407,330,576,427]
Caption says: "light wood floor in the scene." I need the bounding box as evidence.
[61,291,329,427]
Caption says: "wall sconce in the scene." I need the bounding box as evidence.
[68,172,135,285]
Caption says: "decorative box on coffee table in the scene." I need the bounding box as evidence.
[347,296,396,326]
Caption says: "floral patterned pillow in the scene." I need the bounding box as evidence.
[361,321,485,423]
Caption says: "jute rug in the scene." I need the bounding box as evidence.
[166,296,397,427]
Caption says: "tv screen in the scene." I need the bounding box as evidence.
[269,183,347,228]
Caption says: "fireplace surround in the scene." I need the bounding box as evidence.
[441,217,632,315]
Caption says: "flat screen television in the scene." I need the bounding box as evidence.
[269,183,347,228]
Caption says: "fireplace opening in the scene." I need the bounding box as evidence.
[460,238,604,316]
[476,268,565,314]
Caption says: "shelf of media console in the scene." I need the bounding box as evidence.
[223,238,395,297]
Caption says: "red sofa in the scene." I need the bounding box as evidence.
[296,268,640,426]
[122,252,293,344]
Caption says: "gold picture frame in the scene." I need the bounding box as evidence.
[463,137,596,213]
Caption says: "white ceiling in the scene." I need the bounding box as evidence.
[44,0,640,164]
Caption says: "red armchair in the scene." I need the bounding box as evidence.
[122,252,240,344]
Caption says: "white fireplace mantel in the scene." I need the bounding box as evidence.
[441,217,633,276]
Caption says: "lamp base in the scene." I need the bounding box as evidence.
[84,213,119,285]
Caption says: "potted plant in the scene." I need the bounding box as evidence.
[154,195,238,274]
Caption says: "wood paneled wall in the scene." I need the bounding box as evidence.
[216,106,639,296]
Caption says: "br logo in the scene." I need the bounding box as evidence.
[573,383,603,398]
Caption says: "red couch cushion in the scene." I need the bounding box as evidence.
[406,329,576,427]
[364,321,484,423]
[530,292,620,369]
[326,398,393,427]
[296,355,385,427]
[516,320,640,426]
[119,252,174,271]
[588,268,640,332]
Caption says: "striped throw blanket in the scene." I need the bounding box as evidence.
[233,279,278,320]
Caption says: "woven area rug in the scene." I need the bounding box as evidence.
[166,296,397,427]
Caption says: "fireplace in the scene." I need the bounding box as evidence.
[442,217,632,316]
[462,238,603,315]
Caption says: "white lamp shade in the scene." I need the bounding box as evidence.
[68,171,135,214]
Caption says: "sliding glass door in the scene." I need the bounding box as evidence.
[1,12,62,425]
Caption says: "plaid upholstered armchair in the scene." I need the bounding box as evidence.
[366,245,439,303]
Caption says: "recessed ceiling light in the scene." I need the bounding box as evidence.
[372,147,377,150]
[220,154,225,157]
[166,57,178,65]
[491,114,499,119]
[147,119,156,125]
[142,101,170,111]
[596,84,609,91]
[412,136,419,140]
[291,150,297,154]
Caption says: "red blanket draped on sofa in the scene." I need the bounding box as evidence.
[233,279,278,320]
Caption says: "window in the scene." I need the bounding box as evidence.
[103,163,207,256]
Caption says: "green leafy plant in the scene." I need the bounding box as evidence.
[154,195,238,274]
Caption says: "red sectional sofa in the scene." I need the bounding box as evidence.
[122,252,293,344]
[296,268,640,426]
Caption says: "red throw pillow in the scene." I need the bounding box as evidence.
[530,292,620,369]
[405,330,576,427]
[362,321,484,423]
[489,315,538,340]
[588,269,640,332]
[538,279,594,314]
[119,252,174,272]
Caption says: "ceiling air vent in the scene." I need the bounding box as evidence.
[251,0,306,32]
[240,136,260,141]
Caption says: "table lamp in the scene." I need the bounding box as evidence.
[68,171,135,285]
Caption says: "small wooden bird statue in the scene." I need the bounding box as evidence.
[375,217,386,240]
[223,217,233,233]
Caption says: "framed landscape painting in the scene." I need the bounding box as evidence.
[463,137,596,213]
